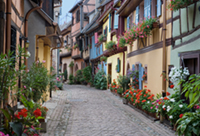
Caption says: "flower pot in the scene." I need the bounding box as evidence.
[152,22,159,28]
[123,98,128,105]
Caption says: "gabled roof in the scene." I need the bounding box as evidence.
[69,0,83,13]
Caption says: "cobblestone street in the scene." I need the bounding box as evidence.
[42,85,176,136]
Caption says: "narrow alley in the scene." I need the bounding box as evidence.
[42,85,176,136]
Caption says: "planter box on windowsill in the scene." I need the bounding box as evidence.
[179,0,199,8]
[102,37,107,42]
[152,22,159,29]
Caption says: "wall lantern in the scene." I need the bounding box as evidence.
[25,40,30,48]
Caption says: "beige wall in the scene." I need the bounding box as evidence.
[61,57,73,79]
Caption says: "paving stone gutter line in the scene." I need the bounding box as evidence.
[41,90,72,136]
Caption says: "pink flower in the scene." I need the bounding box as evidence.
[151,107,153,109]
[27,69,29,72]
[156,106,158,109]
[36,60,39,64]
[42,60,46,63]
[24,86,26,89]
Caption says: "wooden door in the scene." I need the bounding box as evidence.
[108,63,112,85]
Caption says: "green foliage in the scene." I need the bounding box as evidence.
[22,61,49,102]
[176,111,200,136]
[94,70,107,90]
[49,67,57,91]
[56,82,63,90]
[0,46,26,100]
[69,61,74,67]
[105,41,116,51]
[117,88,123,95]
[98,34,105,43]
[69,74,74,85]
[74,70,83,84]
[82,66,92,84]
[64,69,68,81]
[107,74,111,85]
[117,75,130,93]
[182,74,200,108]
[88,44,91,48]
[118,36,126,48]
[168,0,196,11]
[100,56,107,62]
[73,44,78,49]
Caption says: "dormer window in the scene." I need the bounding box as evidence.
[76,9,80,23]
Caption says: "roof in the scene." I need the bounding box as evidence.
[69,0,83,13]
[97,0,112,9]
[60,21,72,31]
[81,12,100,35]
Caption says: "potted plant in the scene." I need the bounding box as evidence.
[100,56,107,62]
[98,34,106,43]
[105,41,116,51]
[168,0,199,11]
[142,72,147,80]
[73,44,78,49]
[117,36,126,48]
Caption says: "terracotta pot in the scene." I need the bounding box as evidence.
[123,98,128,104]
[152,22,159,28]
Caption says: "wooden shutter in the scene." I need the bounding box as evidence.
[109,13,111,32]
[117,58,120,73]
[157,0,161,17]
[114,11,119,29]
[95,32,98,44]
[127,16,130,30]
[132,64,135,71]
[139,63,144,90]
[135,6,139,24]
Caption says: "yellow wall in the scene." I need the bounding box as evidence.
[103,16,110,51]
[127,46,171,95]
[107,52,127,82]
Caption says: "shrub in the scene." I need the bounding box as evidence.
[74,70,83,84]
[82,66,92,84]
[22,61,49,102]
[117,75,130,93]
[64,69,68,81]
[69,74,74,85]
[94,70,107,90]
[69,61,74,67]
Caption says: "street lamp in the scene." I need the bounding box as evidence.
[25,40,30,49]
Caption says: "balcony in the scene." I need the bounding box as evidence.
[60,46,72,59]
[71,48,82,59]
[82,48,90,61]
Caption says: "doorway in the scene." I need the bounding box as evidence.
[108,63,112,85]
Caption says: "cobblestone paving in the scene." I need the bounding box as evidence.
[42,84,176,136]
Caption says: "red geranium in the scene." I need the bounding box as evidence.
[170,85,174,89]
[179,114,183,118]
[142,100,146,103]
[166,92,170,96]
[144,85,147,88]
[33,108,42,118]
[164,97,169,100]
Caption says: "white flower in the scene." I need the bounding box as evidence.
[134,93,136,95]
[147,101,150,104]
[170,98,175,102]
[26,51,31,59]
[162,105,166,108]
[169,115,173,119]
[179,104,183,108]
[167,106,171,109]
[167,108,170,112]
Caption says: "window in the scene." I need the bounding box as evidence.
[76,9,80,23]
[11,26,16,67]
[127,13,133,30]
[114,10,119,29]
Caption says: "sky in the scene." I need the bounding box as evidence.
[59,0,79,25]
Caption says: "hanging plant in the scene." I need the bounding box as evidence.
[167,0,198,11]
[73,44,78,49]
[67,46,72,51]
[117,36,126,48]
[98,34,106,43]
[69,61,74,67]
[105,41,116,51]
[100,56,107,62]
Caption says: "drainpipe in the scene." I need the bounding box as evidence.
[35,24,57,61]
[6,0,11,54]
[24,1,43,69]
[0,0,5,54]
[123,51,125,76]
[161,0,167,122]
